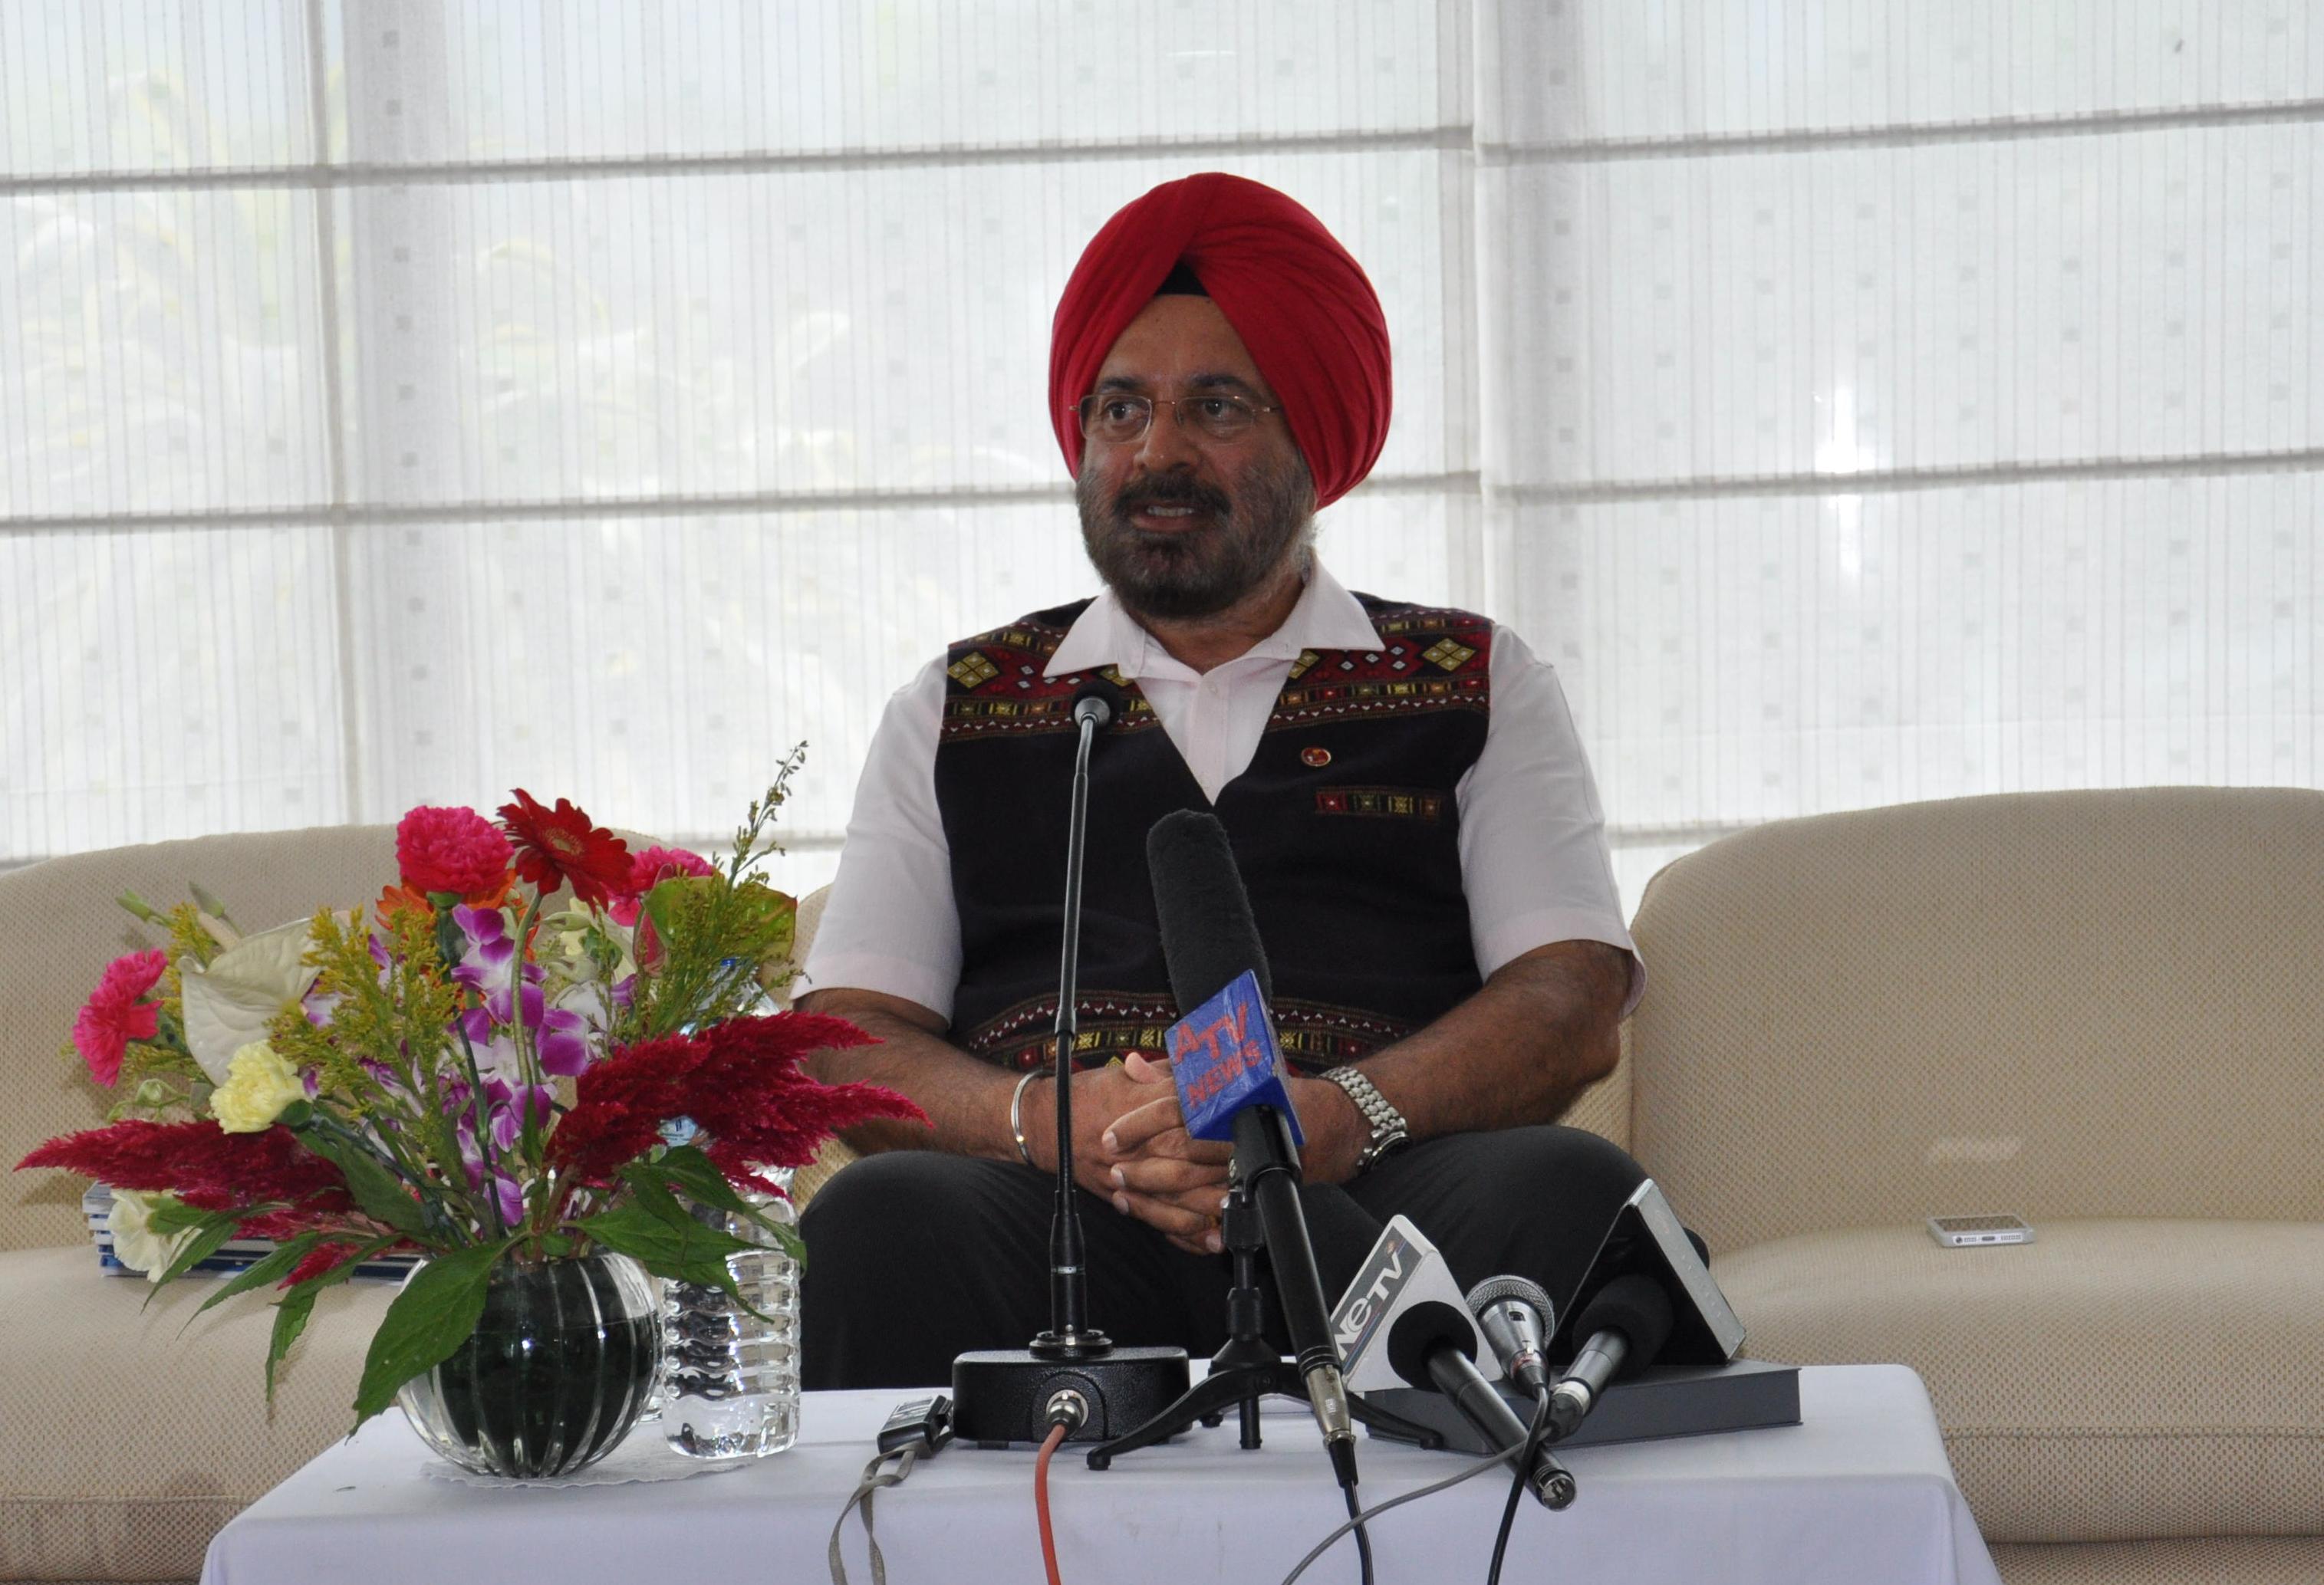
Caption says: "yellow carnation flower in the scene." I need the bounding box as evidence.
[212,1041,306,1133]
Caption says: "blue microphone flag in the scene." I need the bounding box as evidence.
[1165,968,1304,1146]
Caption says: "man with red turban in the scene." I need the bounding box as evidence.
[799,175,1647,1390]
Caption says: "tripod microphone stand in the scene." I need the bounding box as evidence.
[1088,1177,1443,1468]
[949,680,1189,1446]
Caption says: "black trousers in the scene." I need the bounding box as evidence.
[799,1125,1647,1391]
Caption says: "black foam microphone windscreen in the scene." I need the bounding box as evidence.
[1144,810,1273,1008]
[1572,1274,1676,1366]
[1069,676,1131,730]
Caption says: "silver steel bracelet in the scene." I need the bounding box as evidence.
[1320,1064,1411,1172]
[1008,1070,1048,1169]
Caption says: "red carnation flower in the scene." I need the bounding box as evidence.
[497,790,632,909]
[72,950,169,1087]
[395,804,515,901]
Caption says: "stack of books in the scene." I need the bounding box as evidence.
[83,1184,417,1281]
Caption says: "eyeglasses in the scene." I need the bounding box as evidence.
[1071,391,1282,444]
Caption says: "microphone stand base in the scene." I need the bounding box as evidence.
[951,1346,1190,1449]
[1086,1363,1447,1470]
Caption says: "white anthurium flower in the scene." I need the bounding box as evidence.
[105,1188,195,1283]
[179,916,332,1084]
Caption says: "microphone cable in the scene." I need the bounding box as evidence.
[1343,1480,1377,1585]
[1034,1421,1070,1585]
[1279,1432,1531,1585]
[1485,1393,1555,1585]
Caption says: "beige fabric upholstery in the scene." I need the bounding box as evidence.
[0,827,406,1251]
[1624,787,2324,1258]
[1990,1537,2324,1585]
[1557,1023,1632,1151]
[0,1245,396,1582]
[785,886,860,1206]
[1715,1220,2324,1543]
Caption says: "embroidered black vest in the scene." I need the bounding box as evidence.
[932,594,1493,1074]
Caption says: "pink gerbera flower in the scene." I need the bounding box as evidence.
[610,845,715,926]
[71,950,170,1087]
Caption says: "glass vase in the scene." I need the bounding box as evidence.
[660,1171,802,1461]
[397,1250,659,1478]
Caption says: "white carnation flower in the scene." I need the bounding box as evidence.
[105,1188,195,1284]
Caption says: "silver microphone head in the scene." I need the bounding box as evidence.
[1466,1274,1555,1400]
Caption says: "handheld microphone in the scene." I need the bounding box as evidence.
[1329,1218,1571,1508]
[1147,810,1357,1486]
[1545,1274,1674,1442]
[1386,1301,1575,1510]
[1467,1274,1555,1404]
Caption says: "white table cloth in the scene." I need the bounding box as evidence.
[201,1364,2002,1585]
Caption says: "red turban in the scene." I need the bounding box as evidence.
[1048,173,1392,509]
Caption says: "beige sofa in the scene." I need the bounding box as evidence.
[1569,787,2324,1585]
[1,829,410,1584]
[9,791,2320,1582]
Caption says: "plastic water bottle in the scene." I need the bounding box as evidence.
[655,1124,802,1461]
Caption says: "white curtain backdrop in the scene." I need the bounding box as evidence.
[4,1,2319,914]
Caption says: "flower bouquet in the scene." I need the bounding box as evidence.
[16,759,921,1464]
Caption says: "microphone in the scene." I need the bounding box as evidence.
[1147,810,1358,1486]
[1467,1274,1555,1404]
[1328,1217,1571,1507]
[1069,676,1129,732]
[1545,1274,1674,1442]
[1386,1301,1575,1510]
[947,672,1190,1448]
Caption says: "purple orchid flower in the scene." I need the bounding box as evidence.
[536,1005,590,1077]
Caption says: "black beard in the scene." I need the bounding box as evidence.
[1075,453,1315,621]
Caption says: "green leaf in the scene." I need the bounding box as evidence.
[142,1208,249,1302]
[640,1146,805,1264]
[190,1231,324,1322]
[146,1198,215,1235]
[267,1286,320,1406]
[265,1235,396,1406]
[295,1130,430,1236]
[350,1239,516,1429]
[574,1202,775,1322]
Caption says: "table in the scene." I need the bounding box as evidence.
[201,1365,2002,1585]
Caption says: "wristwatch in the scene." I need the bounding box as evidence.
[1319,1065,1410,1171]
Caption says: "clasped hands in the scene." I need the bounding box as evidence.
[1024,1053,1362,1256]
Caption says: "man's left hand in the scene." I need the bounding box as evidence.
[1101,1059,1373,1252]
[1100,1055,1233,1255]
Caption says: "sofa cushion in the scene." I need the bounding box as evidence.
[1990,1537,2324,1585]
[0,1245,398,1581]
[1623,788,2324,1257]
[1713,1219,2324,1545]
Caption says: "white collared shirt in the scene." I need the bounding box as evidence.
[801,562,1641,1021]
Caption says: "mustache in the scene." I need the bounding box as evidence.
[1111,474,1232,521]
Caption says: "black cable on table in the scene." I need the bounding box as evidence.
[1485,1394,1555,1585]
[1343,1480,1376,1585]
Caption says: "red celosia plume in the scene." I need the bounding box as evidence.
[549,1012,922,1190]
[18,1120,356,1233]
